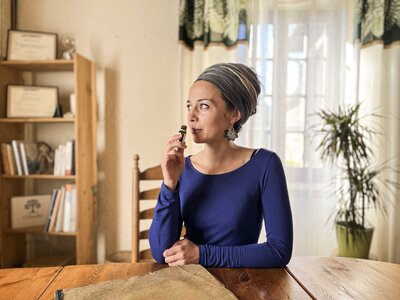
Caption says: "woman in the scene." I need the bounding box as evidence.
[149,63,293,268]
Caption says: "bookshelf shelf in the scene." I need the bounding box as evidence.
[0,54,97,268]
[4,226,77,237]
[0,118,75,123]
[1,175,76,180]
[1,59,74,71]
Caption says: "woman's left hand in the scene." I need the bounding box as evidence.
[163,238,199,266]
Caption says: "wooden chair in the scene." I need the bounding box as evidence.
[131,154,186,263]
[131,154,163,263]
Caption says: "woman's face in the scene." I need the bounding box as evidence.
[186,80,238,144]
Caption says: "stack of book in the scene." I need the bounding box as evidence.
[0,140,75,176]
[44,184,77,233]
[53,140,75,176]
[1,141,38,175]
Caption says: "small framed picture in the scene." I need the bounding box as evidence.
[6,29,57,60]
[7,85,59,118]
[11,194,52,229]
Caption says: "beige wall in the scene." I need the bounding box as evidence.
[17,0,182,262]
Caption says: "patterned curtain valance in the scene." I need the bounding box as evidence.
[179,0,252,49]
[355,0,400,46]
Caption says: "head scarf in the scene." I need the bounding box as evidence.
[195,63,261,134]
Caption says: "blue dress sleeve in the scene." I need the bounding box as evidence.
[199,153,293,268]
[149,182,183,263]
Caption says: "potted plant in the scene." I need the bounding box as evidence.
[314,103,399,258]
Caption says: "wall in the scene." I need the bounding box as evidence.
[17,0,182,262]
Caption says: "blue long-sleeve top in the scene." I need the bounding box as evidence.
[149,148,293,268]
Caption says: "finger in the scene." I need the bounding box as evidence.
[165,142,186,154]
[166,137,187,150]
[163,246,177,258]
[172,239,186,246]
[168,259,184,267]
[167,134,185,144]
[164,252,181,264]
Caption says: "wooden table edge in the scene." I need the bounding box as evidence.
[285,266,316,300]
[37,267,64,300]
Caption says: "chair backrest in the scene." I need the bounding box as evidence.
[131,154,163,263]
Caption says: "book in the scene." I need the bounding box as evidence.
[6,144,16,175]
[71,140,75,175]
[48,189,62,232]
[11,195,52,229]
[60,144,66,175]
[70,185,77,232]
[19,142,29,175]
[44,189,58,231]
[65,141,73,175]
[63,185,71,232]
[63,184,76,232]
[11,140,23,175]
[1,143,10,175]
[55,186,66,232]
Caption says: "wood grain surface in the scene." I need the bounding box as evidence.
[41,262,166,299]
[0,266,61,299]
[1,257,399,300]
[209,267,311,299]
[41,262,309,299]
[287,256,400,300]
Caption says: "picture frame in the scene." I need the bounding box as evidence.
[11,194,52,229]
[6,29,57,60]
[7,85,59,118]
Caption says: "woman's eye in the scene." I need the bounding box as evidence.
[199,103,209,110]
[186,104,192,111]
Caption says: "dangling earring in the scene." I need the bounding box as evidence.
[224,127,238,141]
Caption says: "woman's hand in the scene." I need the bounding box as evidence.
[163,238,199,266]
[161,133,187,191]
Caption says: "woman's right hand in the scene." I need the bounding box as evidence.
[161,134,187,191]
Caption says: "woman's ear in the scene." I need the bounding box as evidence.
[230,109,241,125]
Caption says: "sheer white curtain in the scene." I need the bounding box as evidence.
[358,43,400,263]
[238,0,352,256]
[178,0,354,257]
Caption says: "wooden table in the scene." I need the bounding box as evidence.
[287,256,400,299]
[0,257,399,299]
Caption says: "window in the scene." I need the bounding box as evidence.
[238,11,345,171]
[236,3,351,257]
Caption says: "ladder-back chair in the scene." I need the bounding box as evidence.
[131,154,163,262]
[131,154,186,263]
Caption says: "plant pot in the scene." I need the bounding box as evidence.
[336,224,374,259]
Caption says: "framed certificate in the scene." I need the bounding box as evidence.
[7,85,59,118]
[6,29,57,60]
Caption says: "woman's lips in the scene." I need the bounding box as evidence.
[191,128,202,134]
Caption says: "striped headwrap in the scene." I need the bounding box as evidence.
[195,63,261,135]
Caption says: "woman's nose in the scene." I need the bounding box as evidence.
[188,109,197,122]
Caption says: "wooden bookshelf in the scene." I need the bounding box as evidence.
[0,54,97,268]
